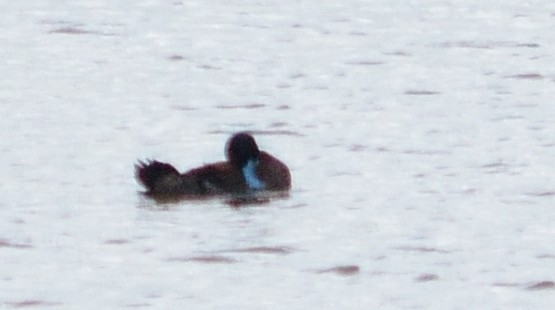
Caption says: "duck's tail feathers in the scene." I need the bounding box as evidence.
[135,160,180,193]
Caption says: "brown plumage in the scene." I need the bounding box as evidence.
[135,132,291,201]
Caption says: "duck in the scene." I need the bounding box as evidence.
[135,132,291,200]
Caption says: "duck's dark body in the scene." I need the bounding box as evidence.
[135,133,291,200]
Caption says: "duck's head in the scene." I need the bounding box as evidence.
[225,132,260,168]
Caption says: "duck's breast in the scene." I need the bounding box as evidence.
[256,152,291,191]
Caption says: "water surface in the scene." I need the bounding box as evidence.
[1,0,555,308]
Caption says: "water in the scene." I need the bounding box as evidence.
[1,0,555,308]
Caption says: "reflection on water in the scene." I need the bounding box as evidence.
[314,265,360,276]
[0,239,33,249]
[168,255,238,264]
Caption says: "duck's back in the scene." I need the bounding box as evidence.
[184,162,247,194]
